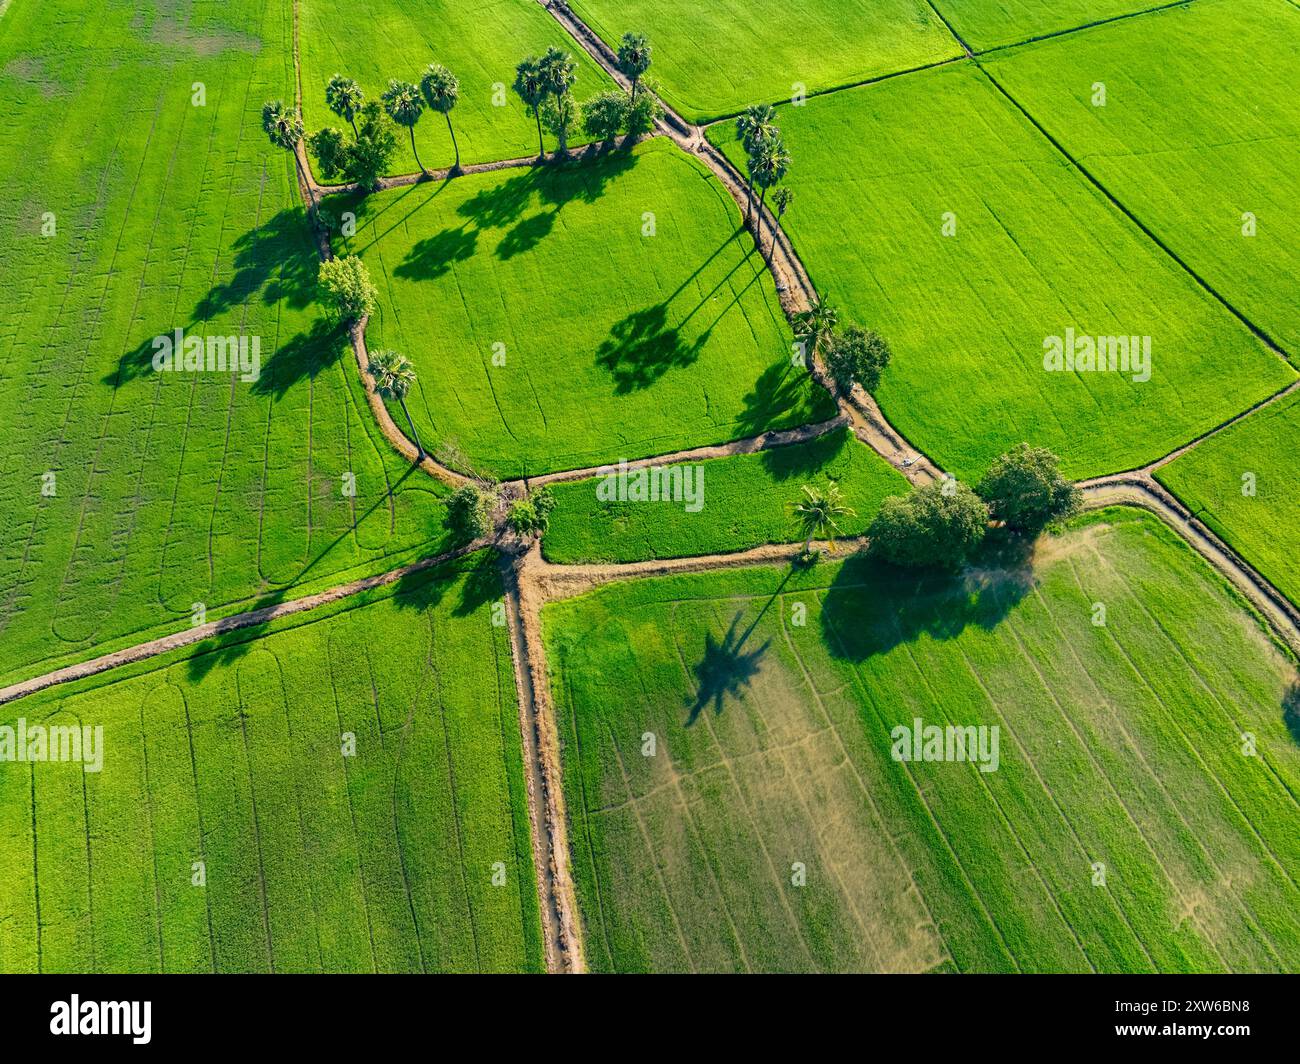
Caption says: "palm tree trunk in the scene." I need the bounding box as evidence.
[445,113,460,170]
[410,127,426,174]
[535,111,546,158]
[803,534,813,556]
[348,117,359,140]
[756,184,769,253]
[744,174,755,223]
[767,207,783,268]
[399,396,423,457]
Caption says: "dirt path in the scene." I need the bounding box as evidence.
[0,539,490,708]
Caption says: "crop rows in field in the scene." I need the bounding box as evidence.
[0,0,448,688]
[540,427,907,564]
[545,510,1300,972]
[336,138,832,479]
[0,554,542,973]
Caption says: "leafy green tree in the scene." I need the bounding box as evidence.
[261,100,314,209]
[769,186,793,265]
[307,126,347,181]
[791,298,838,369]
[318,255,377,325]
[508,487,557,538]
[616,32,652,99]
[748,134,790,254]
[626,89,660,140]
[448,484,497,541]
[382,79,427,174]
[325,74,364,139]
[868,479,989,569]
[735,103,777,221]
[367,349,422,456]
[419,63,461,171]
[582,91,628,145]
[309,104,398,191]
[825,324,891,396]
[542,92,578,156]
[794,483,856,556]
[514,57,549,158]
[976,443,1082,535]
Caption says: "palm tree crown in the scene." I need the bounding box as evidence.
[539,46,577,99]
[420,63,459,113]
[325,75,364,135]
[368,349,416,400]
[261,100,303,151]
[794,483,856,553]
[617,32,652,97]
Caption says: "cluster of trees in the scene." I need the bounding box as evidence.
[867,444,1082,569]
[446,482,555,542]
[515,32,658,159]
[790,298,891,397]
[735,104,793,266]
[303,68,462,189]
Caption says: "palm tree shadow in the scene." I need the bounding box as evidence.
[735,360,822,438]
[687,612,771,726]
[394,224,478,280]
[250,317,347,399]
[760,425,850,481]
[596,302,707,392]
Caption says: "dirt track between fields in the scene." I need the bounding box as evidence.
[5,0,1292,979]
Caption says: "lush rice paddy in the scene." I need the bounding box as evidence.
[545,508,1300,972]
[707,61,1295,481]
[0,553,542,973]
[540,427,907,563]
[336,138,833,479]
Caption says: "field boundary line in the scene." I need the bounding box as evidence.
[974,62,1294,363]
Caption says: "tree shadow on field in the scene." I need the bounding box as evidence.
[759,425,850,482]
[819,538,1034,664]
[686,567,794,725]
[389,552,502,618]
[734,360,822,439]
[597,302,707,392]
[1283,681,1300,746]
[393,224,478,281]
[105,208,322,389]
[250,318,347,399]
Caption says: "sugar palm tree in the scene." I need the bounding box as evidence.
[748,134,791,253]
[368,349,422,457]
[382,79,427,174]
[769,187,793,267]
[540,46,577,102]
[735,103,777,222]
[616,32,652,100]
[794,483,856,556]
[420,63,461,171]
[261,100,315,210]
[513,57,549,158]
[325,75,364,139]
[792,298,838,369]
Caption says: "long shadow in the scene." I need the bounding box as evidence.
[105,207,323,390]
[184,465,431,682]
[1284,681,1300,746]
[687,612,772,726]
[596,302,708,393]
[734,360,823,439]
[820,538,1034,663]
[759,425,850,481]
[393,224,478,281]
[250,317,347,399]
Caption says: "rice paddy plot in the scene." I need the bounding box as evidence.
[567,0,962,122]
[336,138,833,479]
[299,0,618,176]
[540,427,907,563]
[0,553,543,973]
[707,61,1295,481]
[1157,390,1300,611]
[0,0,449,689]
[546,508,1300,972]
[982,0,1300,355]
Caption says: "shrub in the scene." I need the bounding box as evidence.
[318,256,377,325]
[508,487,557,538]
[447,484,497,541]
[308,101,397,191]
[582,91,629,143]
